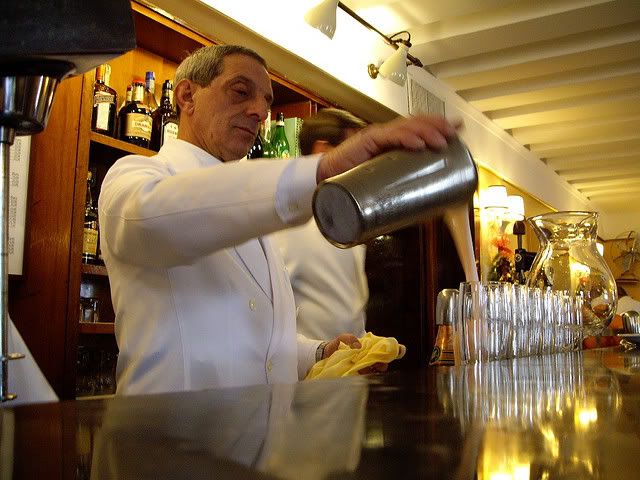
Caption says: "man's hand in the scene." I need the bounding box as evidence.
[322,333,389,375]
[316,114,462,183]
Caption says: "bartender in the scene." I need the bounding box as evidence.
[98,44,459,395]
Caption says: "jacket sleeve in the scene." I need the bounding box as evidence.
[98,153,320,268]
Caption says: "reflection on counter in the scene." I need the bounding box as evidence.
[438,350,638,479]
[89,378,368,480]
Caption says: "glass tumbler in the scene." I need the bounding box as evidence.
[458,281,513,363]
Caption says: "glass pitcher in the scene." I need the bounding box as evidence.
[526,211,617,336]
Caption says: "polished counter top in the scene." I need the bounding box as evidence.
[3,347,640,479]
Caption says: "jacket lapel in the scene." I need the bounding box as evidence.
[234,239,272,301]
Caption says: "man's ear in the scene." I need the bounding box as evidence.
[174,79,196,116]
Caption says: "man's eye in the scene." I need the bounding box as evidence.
[232,88,249,97]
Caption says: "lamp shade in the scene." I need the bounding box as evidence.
[507,195,525,220]
[482,185,508,209]
[378,43,408,86]
[304,0,339,39]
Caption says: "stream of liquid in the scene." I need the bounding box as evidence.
[443,204,479,365]
[444,204,479,283]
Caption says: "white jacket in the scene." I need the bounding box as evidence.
[99,139,321,395]
[272,220,368,340]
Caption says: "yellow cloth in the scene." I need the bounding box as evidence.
[305,332,406,380]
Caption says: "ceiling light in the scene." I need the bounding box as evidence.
[368,42,408,86]
[304,0,339,39]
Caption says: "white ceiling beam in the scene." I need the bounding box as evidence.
[408,0,613,44]
[531,134,640,156]
[563,165,640,182]
[460,60,640,103]
[546,151,640,170]
[443,41,640,91]
[553,156,640,174]
[568,174,637,188]
[490,92,640,129]
[428,21,640,78]
[513,115,640,145]
[585,185,640,198]
[572,176,640,190]
[535,137,640,158]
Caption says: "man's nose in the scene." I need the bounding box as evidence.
[248,97,271,121]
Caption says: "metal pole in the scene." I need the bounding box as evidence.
[0,126,23,402]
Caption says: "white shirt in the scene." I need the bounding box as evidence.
[272,219,368,340]
[98,139,322,395]
[617,295,640,315]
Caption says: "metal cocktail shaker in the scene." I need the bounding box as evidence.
[312,137,478,247]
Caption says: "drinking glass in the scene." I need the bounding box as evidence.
[458,281,513,363]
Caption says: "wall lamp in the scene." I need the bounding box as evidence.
[304,0,425,86]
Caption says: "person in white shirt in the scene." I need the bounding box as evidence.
[98,45,460,395]
[616,286,640,315]
[272,109,369,340]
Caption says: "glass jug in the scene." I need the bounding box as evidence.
[526,211,617,336]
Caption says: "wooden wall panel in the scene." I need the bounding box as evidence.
[9,76,84,396]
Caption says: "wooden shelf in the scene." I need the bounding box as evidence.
[79,322,115,335]
[90,131,155,157]
[81,264,108,277]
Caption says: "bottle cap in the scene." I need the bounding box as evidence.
[145,71,155,81]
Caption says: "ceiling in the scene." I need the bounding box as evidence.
[346,0,640,218]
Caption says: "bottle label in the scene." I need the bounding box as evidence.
[124,113,152,140]
[83,226,98,256]
[162,121,179,142]
[95,103,111,132]
[94,92,114,106]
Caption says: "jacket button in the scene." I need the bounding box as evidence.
[249,299,256,311]
[267,360,273,372]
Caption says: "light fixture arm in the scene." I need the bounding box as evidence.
[337,1,425,69]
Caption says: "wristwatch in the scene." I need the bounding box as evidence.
[315,341,329,362]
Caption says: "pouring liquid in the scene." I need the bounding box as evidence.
[443,204,479,364]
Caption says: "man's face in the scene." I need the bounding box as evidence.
[189,54,273,161]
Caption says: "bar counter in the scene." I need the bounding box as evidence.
[3,347,640,479]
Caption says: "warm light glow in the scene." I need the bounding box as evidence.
[596,242,604,256]
[507,195,525,221]
[482,185,508,209]
[539,425,559,458]
[575,405,598,429]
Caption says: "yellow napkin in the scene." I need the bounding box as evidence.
[305,332,406,380]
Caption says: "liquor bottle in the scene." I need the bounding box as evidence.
[116,84,132,139]
[271,112,290,158]
[246,133,263,159]
[144,71,159,112]
[260,110,274,158]
[90,64,117,137]
[150,80,179,151]
[82,171,99,265]
[119,82,152,148]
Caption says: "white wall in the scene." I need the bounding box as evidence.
[152,0,605,230]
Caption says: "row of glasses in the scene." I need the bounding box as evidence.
[453,281,584,364]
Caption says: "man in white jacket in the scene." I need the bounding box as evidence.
[98,45,459,395]
[272,109,369,340]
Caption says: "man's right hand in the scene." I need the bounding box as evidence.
[316,114,462,183]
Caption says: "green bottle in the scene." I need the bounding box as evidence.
[271,112,290,158]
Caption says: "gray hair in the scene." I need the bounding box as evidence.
[175,44,267,87]
[298,108,367,155]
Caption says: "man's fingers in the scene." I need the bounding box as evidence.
[358,363,389,375]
